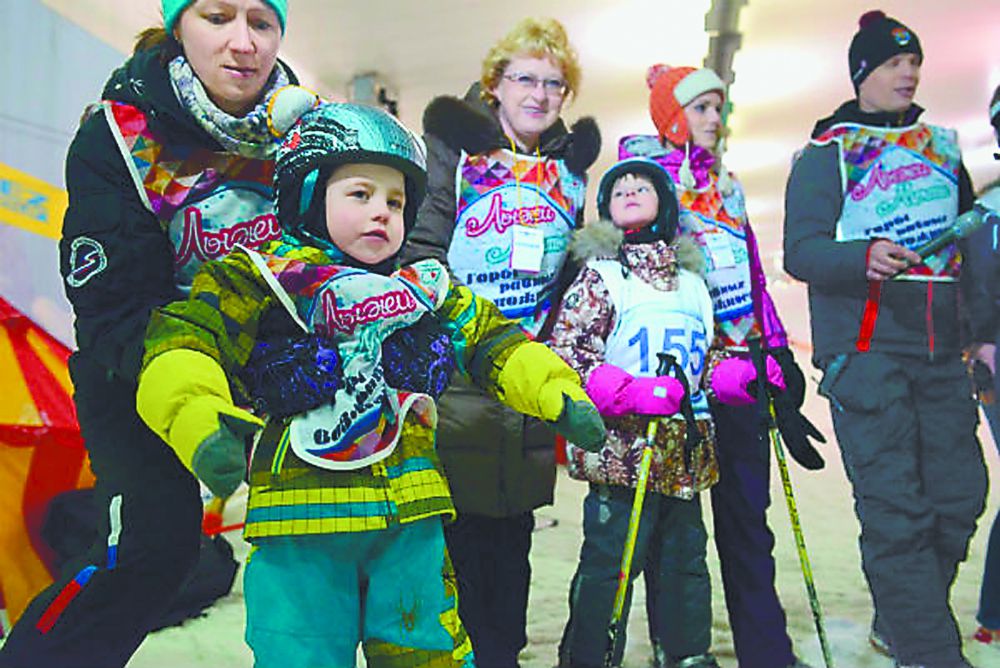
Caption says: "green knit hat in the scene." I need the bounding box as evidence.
[163,0,287,35]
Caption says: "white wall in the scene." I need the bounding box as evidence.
[0,0,124,345]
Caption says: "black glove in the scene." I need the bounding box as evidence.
[770,389,826,470]
[770,346,806,409]
[382,314,457,399]
[242,335,343,418]
[748,338,825,471]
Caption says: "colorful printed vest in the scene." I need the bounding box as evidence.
[242,248,449,471]
[589,261,715,418]
[813,122,962,281]
[104,102,283,292]
[678,175,759,349]
[448,148,585,335]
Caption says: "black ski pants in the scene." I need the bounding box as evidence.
[824,352,986,667]
[0,354,202,668]
[444,511,534,668]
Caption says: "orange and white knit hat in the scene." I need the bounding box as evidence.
[647,64,726,147]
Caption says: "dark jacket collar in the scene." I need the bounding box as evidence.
[422,82,601,177]
[101,45,298,148]
[811,99,925,138]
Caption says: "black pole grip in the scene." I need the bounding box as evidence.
[748,336,770,423]
[656,352,701,471]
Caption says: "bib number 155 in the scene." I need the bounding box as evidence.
[627,326,706,376]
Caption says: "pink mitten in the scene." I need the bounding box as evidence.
[585,363,684,417]
[628,375,685,416]
[710,356,785,406]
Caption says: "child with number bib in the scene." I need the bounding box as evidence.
[551,157,784,668]
[623,63,819,668]
[134,88,606,668]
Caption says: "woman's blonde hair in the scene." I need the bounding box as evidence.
[480,17,581,106]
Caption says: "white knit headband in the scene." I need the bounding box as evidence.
[674,69,726,107]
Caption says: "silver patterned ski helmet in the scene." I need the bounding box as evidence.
[274,99,428,252]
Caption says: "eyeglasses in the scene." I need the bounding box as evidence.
[502,72,568,98]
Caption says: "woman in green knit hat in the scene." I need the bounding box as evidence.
[0,2,294,667]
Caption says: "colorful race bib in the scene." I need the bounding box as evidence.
[591,261,715,417]
[244,248,448,470]
[105,102,282,291]
[816,122,961,281]
[678,179,760,349]
[448,148,584,335]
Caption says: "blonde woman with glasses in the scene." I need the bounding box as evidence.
[401,16,600,668]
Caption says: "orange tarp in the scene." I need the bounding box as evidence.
[0,297,93,630]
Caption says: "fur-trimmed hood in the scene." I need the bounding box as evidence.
[422,83,601,177]
[570,219,703,275]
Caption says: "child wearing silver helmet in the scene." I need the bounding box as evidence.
[134,87,605,667]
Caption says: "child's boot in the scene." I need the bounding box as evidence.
[670,653,720,668]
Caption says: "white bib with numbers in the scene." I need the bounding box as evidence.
[590,260,715,417]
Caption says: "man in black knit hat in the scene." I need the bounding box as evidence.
[784,9,988,668]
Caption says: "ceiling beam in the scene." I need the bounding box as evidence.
[703,0,747,88]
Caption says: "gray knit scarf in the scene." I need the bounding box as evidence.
[168,55,289,159]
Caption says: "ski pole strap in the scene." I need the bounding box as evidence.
[856,279,882,352]
[656,352,700,471]
[748,335,770,426]
[655,352,672,377]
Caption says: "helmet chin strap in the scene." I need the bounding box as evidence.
[299,168,320,217]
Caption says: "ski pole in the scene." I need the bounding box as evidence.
[202,496,226,534]
[668,347,703,475]
[201,496,245,536]
[604,352,677,668]
[748,336,834,668]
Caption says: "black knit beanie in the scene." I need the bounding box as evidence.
[848,10,922,91]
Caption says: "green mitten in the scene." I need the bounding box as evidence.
[137,349,263,497]
[497,342,607,451]
[549,393,607,453]
[187,402,262,498]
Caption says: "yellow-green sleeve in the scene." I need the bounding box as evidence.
[435,280,527,398]
[142,251,275,401]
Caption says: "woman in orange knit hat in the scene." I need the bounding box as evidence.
[621,65,821,668]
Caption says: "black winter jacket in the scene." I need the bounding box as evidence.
[59,45,296,384]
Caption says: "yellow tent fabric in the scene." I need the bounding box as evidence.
[0,297,93,632]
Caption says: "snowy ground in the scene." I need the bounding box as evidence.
[119,385,1000,668]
